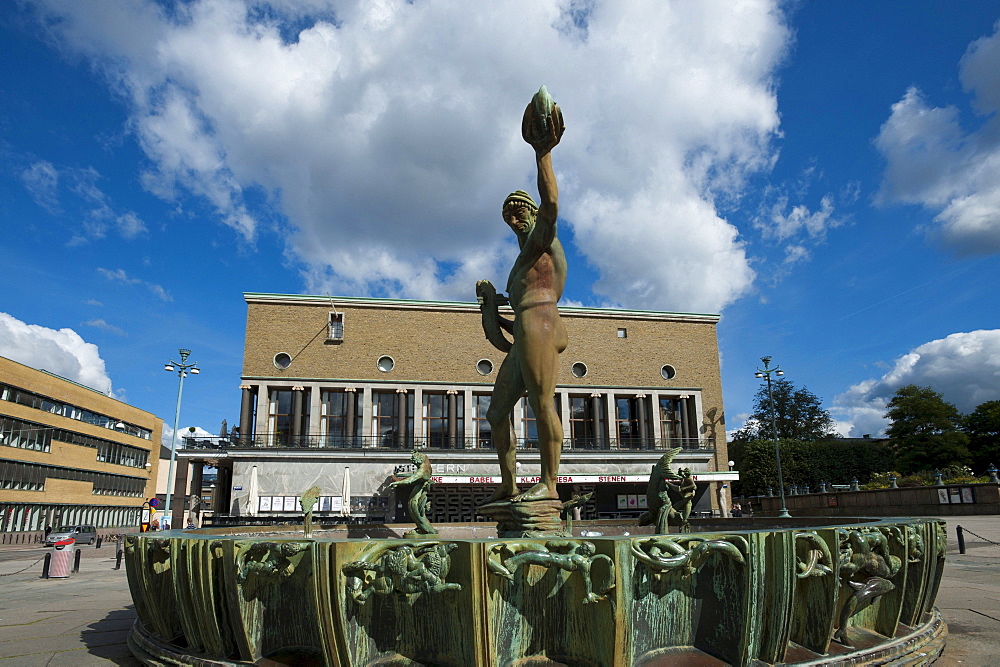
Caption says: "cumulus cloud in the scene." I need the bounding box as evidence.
[0,312,113,394]
[833,330,1000,436]
[25,0,791,312]
[97,267,172,301]
[875,21,1000,254]
[161,424,216,450]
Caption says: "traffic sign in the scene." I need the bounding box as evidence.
[148,498,161,508]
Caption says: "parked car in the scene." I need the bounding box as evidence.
[44,525,97,546]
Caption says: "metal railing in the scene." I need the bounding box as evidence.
[181,434,714,453]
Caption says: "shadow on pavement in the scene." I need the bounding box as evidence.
[81,604,141,666]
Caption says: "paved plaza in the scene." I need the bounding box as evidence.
[0,517,996,666]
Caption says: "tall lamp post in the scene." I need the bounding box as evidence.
[755,356,791,518]
[164,349,199,529]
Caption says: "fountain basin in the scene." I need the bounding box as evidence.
[125,516,946,665]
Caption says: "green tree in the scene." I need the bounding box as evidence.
[885,385,970,474]
[730,378,835,450]
[963,400,1000,473]
[734,438,894,496]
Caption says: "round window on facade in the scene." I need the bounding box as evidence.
[273,352,292,370]
[477,359,494,375]
[660,364,676,380]
[377,355,395,372]
[572,362,588,378]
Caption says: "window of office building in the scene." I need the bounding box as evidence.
[569,396,598,447]
[372,390,413,448]
[615,396,643,446]
[473,394,492,448]
[422,392,464,448]
[268,389,294,446]
[659,396,691,444]
[320,390,360,447]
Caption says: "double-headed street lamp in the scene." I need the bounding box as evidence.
[755,356,790,519]
[163,349,199,530]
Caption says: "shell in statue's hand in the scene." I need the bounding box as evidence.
[522,85,565,150]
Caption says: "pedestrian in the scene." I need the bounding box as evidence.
[44,524,52,538]
[732,503,742,518]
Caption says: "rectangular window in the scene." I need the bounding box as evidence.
[328,312,344,340]
[659,396,688,446]
[268,389,294,446]
[321,390,360,447]
[421,392,464,448]
[615,397,641,447]
[617,328,627,338]
[474,394,492,449]
[569,396,596,446]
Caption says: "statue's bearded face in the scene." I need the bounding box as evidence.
[503,203,535,235]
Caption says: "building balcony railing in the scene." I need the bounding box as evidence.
[181,434,714,453]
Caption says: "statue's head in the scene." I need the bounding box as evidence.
[678,467,691,478]
[410,450,425,464]
[503,190,537,236]
[577,541,596,556]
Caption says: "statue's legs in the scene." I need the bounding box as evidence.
[513,304,566,502]
[486,351,524,502]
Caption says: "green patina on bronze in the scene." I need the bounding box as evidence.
[124,90,949,666]
[388,451,438,537]
[125,517,948,665]
[476,87,568,536]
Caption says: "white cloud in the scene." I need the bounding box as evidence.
[21,160,60,213]
[83,319,127,336]
[875,21,1000,254]
[97,267,172,301]
[161,424,216,451]
[26,0,791,312]
[833,330,1000,437]
[0,312,113,394]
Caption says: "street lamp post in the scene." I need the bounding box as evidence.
[164,349,200,530]
[755,356,790,519]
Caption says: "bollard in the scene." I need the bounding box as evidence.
[73,548,82,573]
[115,547,124,570]
[957,525,966,554]
[41,552,51,579]
[96,536,103,549]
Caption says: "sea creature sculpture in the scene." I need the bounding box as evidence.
[342,542,461,602]
[630,536,746,578]
[488,540,614,604]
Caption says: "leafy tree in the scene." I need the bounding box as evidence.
[730,378,835,450]
[735,438,894,496]
[963,400,1000,473]
[885,385,970,474]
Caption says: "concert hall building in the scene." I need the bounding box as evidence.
[174,293,735,526]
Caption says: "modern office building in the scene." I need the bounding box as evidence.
[175,293,736,526]
[0,355,161,532]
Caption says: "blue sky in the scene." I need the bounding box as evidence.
[2,1,998,448]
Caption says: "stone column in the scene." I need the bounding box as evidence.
[345,387,357,446]
[590,393,603,449]
[254,386,269,447]
[292,386,304,444]
[190,461,204,526]
[447,390,458,449]
[636,393,648,449]
[559,392,571,450]
[360,386,373,444]
[650,393,664,447]
[397,388,408,448]
[170,460,191,528]
[239,385,254,445]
